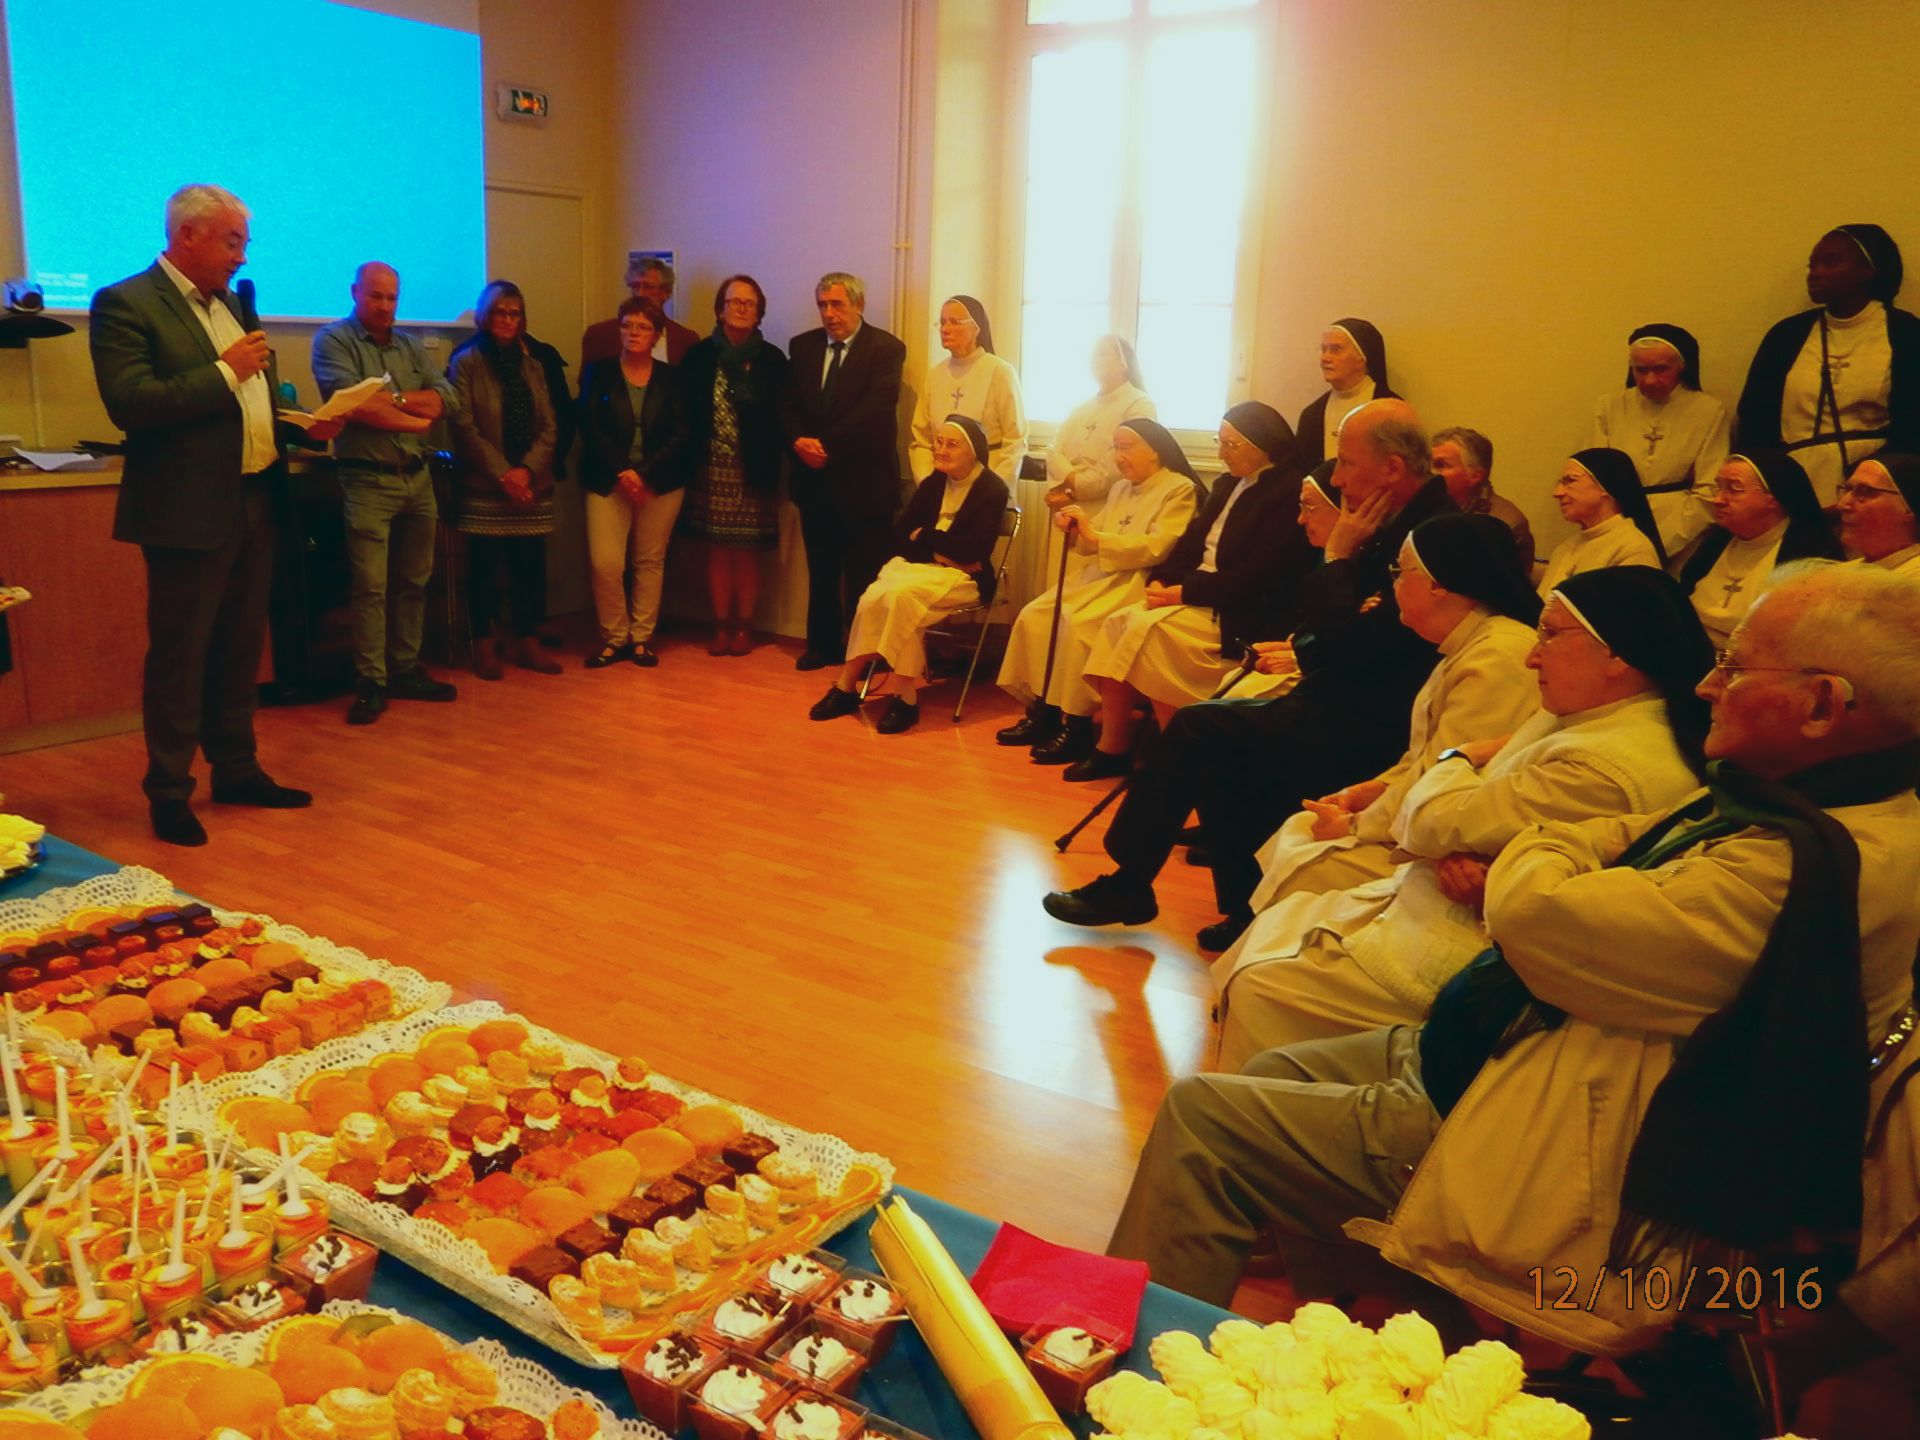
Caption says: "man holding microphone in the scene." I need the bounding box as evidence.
[90,183,342,846]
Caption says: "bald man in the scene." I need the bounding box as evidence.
[312,262,459,725]
[1046,400,1459,950]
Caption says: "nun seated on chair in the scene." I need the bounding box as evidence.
[994,419,1200,763]
[808,415,1010,735]
[1066,402,1314,780]
[1535,446,1668,596]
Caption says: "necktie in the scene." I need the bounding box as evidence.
[823,340,845,403]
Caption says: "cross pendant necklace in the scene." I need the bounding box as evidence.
[1642,422,1664,457]
[950,385,967,408]
[1719,574,1744,606]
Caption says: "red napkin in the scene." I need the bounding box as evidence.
[968,1222,1151,1348]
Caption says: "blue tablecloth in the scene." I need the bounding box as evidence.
[6,837,1231,1435]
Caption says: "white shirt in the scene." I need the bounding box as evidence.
[1781,303,1894,505]
[1590,387,1730,553]
[820,321,862,386]
[1199,471,1255,572]
[1535,512,1662,597]
[157,253,276,475]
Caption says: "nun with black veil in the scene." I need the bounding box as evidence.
[1736,222,1920,505]
[994,418,1199,760]
[1591,322,1729,558]
[1073,402,1314,777]
[1292,318,1397,472]
[906,295,1028,485]
[1683,447,1844,646]
[1536,446,1667,594]
[809,415,1010,735]
[1210,562,1715,1068]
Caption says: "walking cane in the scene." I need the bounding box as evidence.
[1052,646,1263,853]
[1035,512,1077,707]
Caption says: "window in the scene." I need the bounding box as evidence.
[1016,0,1264,436]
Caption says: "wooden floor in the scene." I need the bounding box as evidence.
[0,624,1277,1300]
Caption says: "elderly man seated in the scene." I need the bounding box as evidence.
[1213,565,1714,1069]
[1108,560,1920,1368]
[1430,426,1534,570]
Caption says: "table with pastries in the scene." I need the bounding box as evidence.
[0,824,1609,1440]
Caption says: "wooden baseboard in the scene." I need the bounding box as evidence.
[0,710,141,755]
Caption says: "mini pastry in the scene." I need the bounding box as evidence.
[723,1133,780,1174]
[384,1091,436,1137]
[550,1274,605,1337]
[697,1362,776,1422]
[655,1214,713,1271]
[318,1388,398,1440]
[467,1114,522,1180]
[508,1243,576,1293]
[644,1176,700,1222]
[671,1103,746,1156]
[374,1156,427,1212]
[568,1073,614,1113]
[486,1050,531,1088]
[706,1209,749,1251]
[326,1157,380,1197]
[467,1407,547,1440]
[282,1231,379,1304]
[779,1332,861,1388]
[420,1074,469,1116]
[829,1278,897,1324]
[438,1349,502,1417]
[388,1367,456,1433]
[581,1252,646,1308]
[522,1038,566,1075]
[759,1154,820,1207]
[706,1183,746,1221]
[215,1277,295,1330]
[269,1405,338,1440]
[551,1400,602,1440]
[740,1174,781,1231]
[770,1395,861,1440]
[622,1334,722,1435]
[557,1220,619,1264]
[468,1171,531,1216]
[606,1195,667,1237]
[678,1156,735,1193]
[621,1227,677,1291]
[764,1252,840,1304]
[707,1292,788,1348]
[454,1065,500,1106]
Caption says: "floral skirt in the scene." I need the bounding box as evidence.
[681,450,777,550]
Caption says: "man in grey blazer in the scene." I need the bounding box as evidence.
[90,184,343,846]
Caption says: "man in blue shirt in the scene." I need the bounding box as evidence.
[312,262,460,724]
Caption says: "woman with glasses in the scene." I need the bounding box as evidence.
[1736,223,1920,505]
[1536,446,1667,596]
[1839,452,1920,577]
[1682,448,1843,646]
[576,295,689,668]
[447,279,561,679]
[1073,403,1313,781]
[807,416,1010,735]
[680,274,789,656]
[1590,323,1728,560]
[1214,561,1710,1068]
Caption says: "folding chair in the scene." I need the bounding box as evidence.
[860,503,1022,722]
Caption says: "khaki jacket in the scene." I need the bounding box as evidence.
[1348,790,1920,1353]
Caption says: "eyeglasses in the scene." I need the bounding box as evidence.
[1837,479,1903,502]
[1713,480,1754,497]
[491,307,525,321]
[1711,649,1857,704]
[722,296,759,309]
[1534,622,1589,645]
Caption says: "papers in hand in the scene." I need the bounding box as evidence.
[0,586,29,614]
[280,374,389,430]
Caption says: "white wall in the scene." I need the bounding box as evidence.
[1248,0,1920,548]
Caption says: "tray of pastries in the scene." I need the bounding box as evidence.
[203,1003,892,1369]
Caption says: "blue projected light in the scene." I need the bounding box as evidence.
[5,0,485,323]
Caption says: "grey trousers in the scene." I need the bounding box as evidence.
[341,464,437,685]
[1107,1025,1440,1308]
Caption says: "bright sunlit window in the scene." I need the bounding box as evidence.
[1018,0,1262,434]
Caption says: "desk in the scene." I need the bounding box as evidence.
[2,835,1235,1437]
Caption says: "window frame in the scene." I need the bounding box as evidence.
[1000,0,1273,471]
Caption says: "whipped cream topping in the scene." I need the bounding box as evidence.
[767,1253,828,1296]
[149,1315,219,1352]
[225,1279,285,1319]
[699,1364,769,1416]
[713,1294,782,1340]
[642,1335,709,1382]
[772,1398,846,1440]
[298,1234,356,1280]
[831,1279,895,1324]
[1041,1327,1104,1369]
[787,1334,855,1380]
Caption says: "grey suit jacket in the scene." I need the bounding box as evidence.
[90,262,287,551]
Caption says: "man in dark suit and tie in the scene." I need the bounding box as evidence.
[89,183,343,847]
[781,272,908,669]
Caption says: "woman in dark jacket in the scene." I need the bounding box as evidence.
[576,296,689,668]
[678,274,790,656]
[808,415,1010,735]
[1736,223,1920,506]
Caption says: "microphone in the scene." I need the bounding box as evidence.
[234,278,259,331]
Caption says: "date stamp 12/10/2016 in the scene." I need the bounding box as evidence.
[1527,1265,1826,1313]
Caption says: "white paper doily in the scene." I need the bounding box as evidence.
[8,1300,669,1440]
[210,1001,894,1370]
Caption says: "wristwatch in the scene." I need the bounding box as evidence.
[1435,747,1479,770]
[392,391,407,410]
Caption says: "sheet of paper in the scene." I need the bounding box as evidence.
[11,449,105,472]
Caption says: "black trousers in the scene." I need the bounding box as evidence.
[139,484,273,805]
[466,534,547,638]
[1103,690,1408,917]
[797,503,893,657]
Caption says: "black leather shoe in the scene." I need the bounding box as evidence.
[795,650,842,672]
[1197,911,1254,952]
[1063,747,1129,782]
[210,776,313,809]
[875,696,921,734]
[346,680,385,726]
[996,702,1060,747]
[632,643,659,668]
[387,667,457,701]
[809,686,862,721]
[585,643,632,669]
[1031,714,1096,765]
[1042,873,1158,927]
[1183,844,1212,867]
[150,801,208,847]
